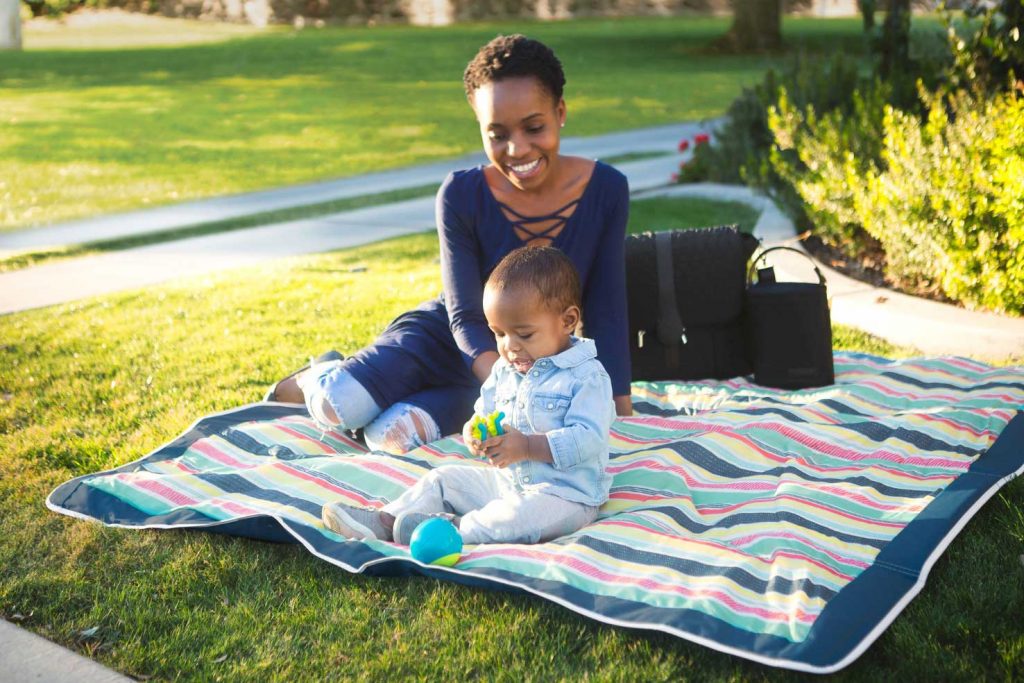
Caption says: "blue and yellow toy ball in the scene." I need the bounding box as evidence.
[409,517,463,567]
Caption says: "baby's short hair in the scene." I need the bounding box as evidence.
[486,246,581,313]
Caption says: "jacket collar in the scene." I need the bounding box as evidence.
[545,336,597,369]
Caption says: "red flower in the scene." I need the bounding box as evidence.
[694,133,710,145]
[677,139,690,152]
[670,172,679,183]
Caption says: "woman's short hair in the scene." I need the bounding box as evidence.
[463,34,566,102]
[486,246,581,313]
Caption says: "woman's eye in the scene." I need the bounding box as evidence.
[488,132,507,141]
[527,127,543,134]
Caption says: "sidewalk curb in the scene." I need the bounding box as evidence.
[0,620,133,683]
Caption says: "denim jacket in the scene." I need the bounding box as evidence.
[475,337,615,507]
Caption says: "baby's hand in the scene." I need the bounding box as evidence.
[462,419,486,457]
[482,427,530,468]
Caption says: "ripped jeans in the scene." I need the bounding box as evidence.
[297,360,441,453]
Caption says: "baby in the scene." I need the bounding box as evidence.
[322,246,615,546]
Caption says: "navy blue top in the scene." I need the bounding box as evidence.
[436,160,632,396]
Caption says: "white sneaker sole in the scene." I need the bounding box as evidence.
[321,504,375,539]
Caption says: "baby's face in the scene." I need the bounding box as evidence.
[483,284,575,374]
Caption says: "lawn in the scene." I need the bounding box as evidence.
[2,195,1022,679]
[0,15,873,230]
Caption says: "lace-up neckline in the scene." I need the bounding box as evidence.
[493,196,583,244]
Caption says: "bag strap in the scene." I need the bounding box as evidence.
[747,246,826,285]
[655,231,687,368]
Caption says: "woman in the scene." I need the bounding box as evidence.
[271,34,632,452]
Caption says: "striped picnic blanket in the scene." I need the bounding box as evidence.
[47,352,1024,672]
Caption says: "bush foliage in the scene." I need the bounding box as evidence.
[770,84,1024,313]
[680,7,1024,315]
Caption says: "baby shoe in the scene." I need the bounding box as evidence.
[322,502,391,541]
[392,511,456,546]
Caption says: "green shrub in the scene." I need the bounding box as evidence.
[770,82,1024,314]
[766,79,889,252]
[852,88,1024,314]
[943,0,1024,95]
[681,53,865,187]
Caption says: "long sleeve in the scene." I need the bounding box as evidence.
[545,370,615,472]
[436,172,498,368]
[582,173,632,396]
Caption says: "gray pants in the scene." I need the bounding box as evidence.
[382,465,599,545]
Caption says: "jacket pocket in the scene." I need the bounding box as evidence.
[531,392,571,433]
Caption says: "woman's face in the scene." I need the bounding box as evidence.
[470,76,566,193]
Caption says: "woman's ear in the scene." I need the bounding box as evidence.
[561,305,581,333]
[556,97,567,128]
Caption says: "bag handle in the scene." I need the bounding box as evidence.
[747,246,826,286]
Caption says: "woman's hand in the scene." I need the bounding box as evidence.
[614,395,633,417]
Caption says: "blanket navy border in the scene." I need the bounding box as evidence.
[46,406,1024,671]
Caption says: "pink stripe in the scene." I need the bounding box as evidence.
[618,423,960,482]
[697,493,905,528]
[268,418,368,452]
[192,440,251,469]
[605,519,862,580]
[273,425,335,453]
[219,500,263,516]
[133,478,198,507]
[858,379,960,402]
[728,530,870,572]
[357,459,420,486]
[467,546,817,625]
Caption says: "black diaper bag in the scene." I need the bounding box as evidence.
[625,227,760,381]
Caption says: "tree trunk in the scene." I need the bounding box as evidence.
[718,0,783,53]
[880,0,911,77]
[0,0,21,51]
[859,0,875,31]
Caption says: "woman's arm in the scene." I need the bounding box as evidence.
[582,168,633,416]
[437,172,498,372]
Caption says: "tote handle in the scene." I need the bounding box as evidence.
[747,246,826,286]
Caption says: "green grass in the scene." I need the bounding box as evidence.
[0,15,872,230]
[628,195,762,235]
[2,217,1021,680]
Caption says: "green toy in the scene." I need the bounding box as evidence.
[470,410,506,441]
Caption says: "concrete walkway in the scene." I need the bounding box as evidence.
[0,122,707,254]
[0,123,708,315]
[0,620,133,683]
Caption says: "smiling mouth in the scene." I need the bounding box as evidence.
[510,357,534,372]
[507,158,542,179]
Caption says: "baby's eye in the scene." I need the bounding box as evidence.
[520,333,534,340]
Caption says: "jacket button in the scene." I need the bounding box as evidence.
[547,403,554,409]
[522,476,531,483]
[532,371,539,377]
